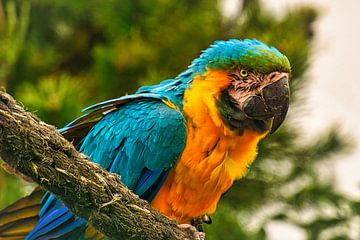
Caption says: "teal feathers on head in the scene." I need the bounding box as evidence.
[190,39,291,74]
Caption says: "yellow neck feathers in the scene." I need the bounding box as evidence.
[151,69,268,223]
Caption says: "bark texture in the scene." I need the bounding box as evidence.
[0,91,199,240]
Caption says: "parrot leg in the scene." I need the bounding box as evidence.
[190,214,212,232]
[201,214,212,224]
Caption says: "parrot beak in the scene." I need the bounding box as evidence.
[261,77,290,133]
[243,76,290,133]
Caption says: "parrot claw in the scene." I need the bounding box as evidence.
[177,224,206,240]
[201,214,212,224]
[190,214,212,232]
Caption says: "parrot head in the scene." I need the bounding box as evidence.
[188,39,291,134]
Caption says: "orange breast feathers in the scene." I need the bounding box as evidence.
[151,69,268,223]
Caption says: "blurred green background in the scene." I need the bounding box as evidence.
[0,0,359,239]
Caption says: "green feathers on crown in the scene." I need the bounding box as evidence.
[190,39,291,74]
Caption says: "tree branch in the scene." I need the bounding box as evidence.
[0,91,200,240]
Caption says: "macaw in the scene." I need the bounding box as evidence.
[0,39,290,239]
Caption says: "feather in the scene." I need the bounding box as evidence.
[0,188,44,239]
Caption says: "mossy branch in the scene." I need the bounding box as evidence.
[0,91,200,240]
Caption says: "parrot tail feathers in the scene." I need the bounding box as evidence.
[0,187,44,240]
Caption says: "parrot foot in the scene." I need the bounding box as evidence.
[177,224,206,240]
[201,214,212,224]
[191,214,212,232]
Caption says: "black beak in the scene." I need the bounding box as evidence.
[243,77,290,133]
[262,77,290,133]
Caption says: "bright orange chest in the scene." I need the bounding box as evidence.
[151,71,267,223]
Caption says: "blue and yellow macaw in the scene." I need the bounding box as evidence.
[0,39,290,239]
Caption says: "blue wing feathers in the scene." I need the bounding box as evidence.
[28,209,70,239]
[80,93,164,112]
[38,194,59,219]
[26,203,86,240]
[29,95,186,239]
[81,98,186,195]
[134,168,168,197]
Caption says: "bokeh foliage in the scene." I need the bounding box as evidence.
[0,0,359,239]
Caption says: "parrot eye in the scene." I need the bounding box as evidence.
[240,69,248,78]
[228,69,249,81]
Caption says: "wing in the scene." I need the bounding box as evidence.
[26,96,186,240]
[80,98,186,197]
[61,93,165,146]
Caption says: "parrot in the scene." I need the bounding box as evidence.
[0,39,290,239]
